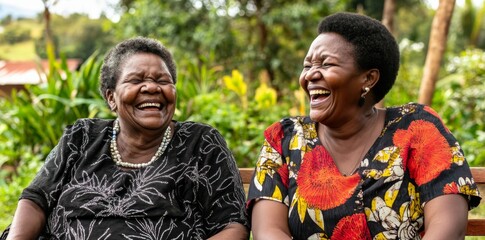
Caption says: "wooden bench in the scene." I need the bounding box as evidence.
[239,167,485,236]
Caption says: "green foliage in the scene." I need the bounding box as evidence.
[384,38,426,107]
[0,153,44,231]
[113,0,344,92]
[0,24,31,44]
[0,53,111,166]
[34,14,115,61]
[174,57,292,166]
[458,0,485,48]
[0,52,113,229]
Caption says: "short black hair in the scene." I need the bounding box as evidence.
[318,12,400,103]
[99,36,177,103]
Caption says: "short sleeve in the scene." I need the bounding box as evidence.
[195,127,249,236]
[396,105,481,209]
[246,121,290,212]
[20,123,80,213]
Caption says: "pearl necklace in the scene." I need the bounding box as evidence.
[110,119,171,168]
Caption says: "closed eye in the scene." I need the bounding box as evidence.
[127,79,143,84]
[303,60,312,69]
[156,79,174,85]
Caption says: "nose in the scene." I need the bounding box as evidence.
[141,80,161,93]
[304,67,323,82]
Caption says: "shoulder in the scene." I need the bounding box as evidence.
[177,120,218,133]
[174,121,232,151]
[386,102,445,123]
[71,118,112,126]
[386,102,453,136]
[264,116,312,140]
[176,121,225,140]
[266,116,310,131]
[70,118,112,130]
[63,118,112,139]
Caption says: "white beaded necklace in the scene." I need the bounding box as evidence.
[110,119,171,168]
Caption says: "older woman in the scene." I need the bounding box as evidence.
[247,12,481,239]
[5,37,249,239]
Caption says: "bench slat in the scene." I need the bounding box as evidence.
[467,219,485,236]
[471,167,485,184]
[239,168,253,184]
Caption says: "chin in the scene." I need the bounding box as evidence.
[309,112,322,122]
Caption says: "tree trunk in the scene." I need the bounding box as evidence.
[382,0,396,34]
[254,0,275,83]
[42,0,58,65]
[377,0,397,108]
[418,0,455,105]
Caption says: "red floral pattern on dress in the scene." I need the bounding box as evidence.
[393,120,452,186]
[264,122,284,154]
[277,163,289,189]
[331,213,371,240]
[297,145,360,210]
[443,182,460,194]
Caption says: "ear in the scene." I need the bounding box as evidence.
[105,89,117,112]
[363,69,380,88]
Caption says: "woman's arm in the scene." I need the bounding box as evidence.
[423,194,468,240]
[6,199,46,240]
[251,199,292,240]
[208,223,249,240]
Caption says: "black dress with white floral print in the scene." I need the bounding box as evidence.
[21,118,248,239]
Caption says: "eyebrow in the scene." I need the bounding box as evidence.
[304,54,335,63]
[123,71,172,78]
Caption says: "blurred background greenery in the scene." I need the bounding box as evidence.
[0,0,484,236]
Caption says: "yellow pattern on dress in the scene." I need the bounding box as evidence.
[451,144,465,165]
[272,185,282,200]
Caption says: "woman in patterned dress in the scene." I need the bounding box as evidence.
[5,37,249,239]
[247,12,481,240]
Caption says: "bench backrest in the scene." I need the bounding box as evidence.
[239,167,485,236]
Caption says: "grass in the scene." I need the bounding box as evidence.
[0,19,42,61]
[0,40,38,61]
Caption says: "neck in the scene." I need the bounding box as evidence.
[319,107,382,176]
[117,121,172,151]
[319,107,378,141]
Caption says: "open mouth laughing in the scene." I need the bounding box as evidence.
[137,102,162,110]
[309,89,330,103]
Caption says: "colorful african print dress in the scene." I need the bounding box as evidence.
[247,103,481,240]
[20,119,248,239]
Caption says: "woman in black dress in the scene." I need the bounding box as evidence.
[5,37,249,240]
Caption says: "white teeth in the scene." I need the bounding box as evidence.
[309,89,330,95]
[138,102,161,108]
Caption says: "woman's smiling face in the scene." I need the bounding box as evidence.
[299,32,367,126]
[107,52,176,133]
